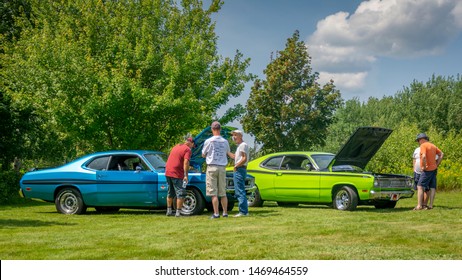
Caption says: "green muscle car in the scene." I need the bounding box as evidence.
[246,127,414,211]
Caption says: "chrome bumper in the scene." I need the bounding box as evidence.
[369,189,414,200]
[226,178,256,195]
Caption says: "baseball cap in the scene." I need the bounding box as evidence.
[186,137,195,147]
[232,130,243,136]
[415,133,429,142]
[211,121,221,130]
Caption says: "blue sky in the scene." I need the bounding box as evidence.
[209,0,462,113]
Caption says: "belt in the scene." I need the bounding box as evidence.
[208,164,226,167]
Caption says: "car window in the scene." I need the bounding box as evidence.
[261,156,283,170]
[107,155,149,171]
[311,154,335,170]
[125,157,149,171]
[144,153,167,171]
[281,155,309,170]
[86,156,110,171]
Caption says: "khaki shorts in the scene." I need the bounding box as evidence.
[206,165,227,197]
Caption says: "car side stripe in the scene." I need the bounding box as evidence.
[246,169,371,178]
[22,179,160,185]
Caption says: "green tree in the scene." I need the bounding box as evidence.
[242,31,342,153]
[1,0,251,163]
[0,0,37,170]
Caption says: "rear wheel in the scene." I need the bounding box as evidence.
[55,188,87,215]
[333,186,358,211]
[247,187,263,207]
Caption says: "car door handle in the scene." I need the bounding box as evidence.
[277,172,282,176]
[97,174,107,179]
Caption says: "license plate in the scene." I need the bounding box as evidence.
[390,194,399,201]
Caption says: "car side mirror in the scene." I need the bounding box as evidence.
[135,165,142,173]
[305,163,313,171]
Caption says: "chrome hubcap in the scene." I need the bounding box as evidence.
[335,190,350,210]
[59,192,78,214]
[247,191,256,205]
[182,190,196,214]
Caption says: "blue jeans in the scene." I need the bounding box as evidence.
[234,167,248,215]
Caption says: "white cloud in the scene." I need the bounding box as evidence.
[308,0,462,93]
[318,71,368,91]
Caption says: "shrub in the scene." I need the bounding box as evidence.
[0,171,23,204]
[367,124,461,191]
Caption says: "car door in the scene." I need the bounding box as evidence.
[95,154,159,207]
[273,155,321,202]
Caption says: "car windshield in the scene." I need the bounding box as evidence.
[144,153,167,171]
[311,154,335,170]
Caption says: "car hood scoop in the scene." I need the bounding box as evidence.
[330,127,393,170]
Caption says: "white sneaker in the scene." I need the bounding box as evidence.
[234,213,249,217]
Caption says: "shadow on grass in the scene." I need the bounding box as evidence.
[81,208,281,218]
[0,219,76,228]
[0,199,50,209]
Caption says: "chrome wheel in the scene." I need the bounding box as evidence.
[247,187,263,207]
[55,188,86,215]
[182,190,197,215]
[333,186,358,211]
[335,189,350,210]
[175,188,204,216]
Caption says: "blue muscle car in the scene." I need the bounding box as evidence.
[19,127,255,215]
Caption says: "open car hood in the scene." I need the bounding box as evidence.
[190,125,235,170]
[329,127,393,170]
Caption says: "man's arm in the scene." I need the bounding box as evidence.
[421,153,427,171]
[234,151,247,169]
[183,159,190,183]
[436,152,444,166]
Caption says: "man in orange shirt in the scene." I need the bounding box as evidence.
[414,133,443,210]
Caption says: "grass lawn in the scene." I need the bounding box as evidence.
[1,191,461,260]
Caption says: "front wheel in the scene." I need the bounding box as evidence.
[247,187,263,207]
[175,188,205,216]
[374,201,397,209]
[55,188,87,215]
[333,186,358,211]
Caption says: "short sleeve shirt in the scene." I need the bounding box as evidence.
[235,142,249,167]
[413,147,421,173]
[420,142,442,171]
[165,144,192,179]
[202,136,230,166]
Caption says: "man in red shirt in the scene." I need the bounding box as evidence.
[414,133,443,210]
[165,137,195,217]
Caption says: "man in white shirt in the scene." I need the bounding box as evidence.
[230,130,250,217]
[413,147,429,207]
[202,121,233,219]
